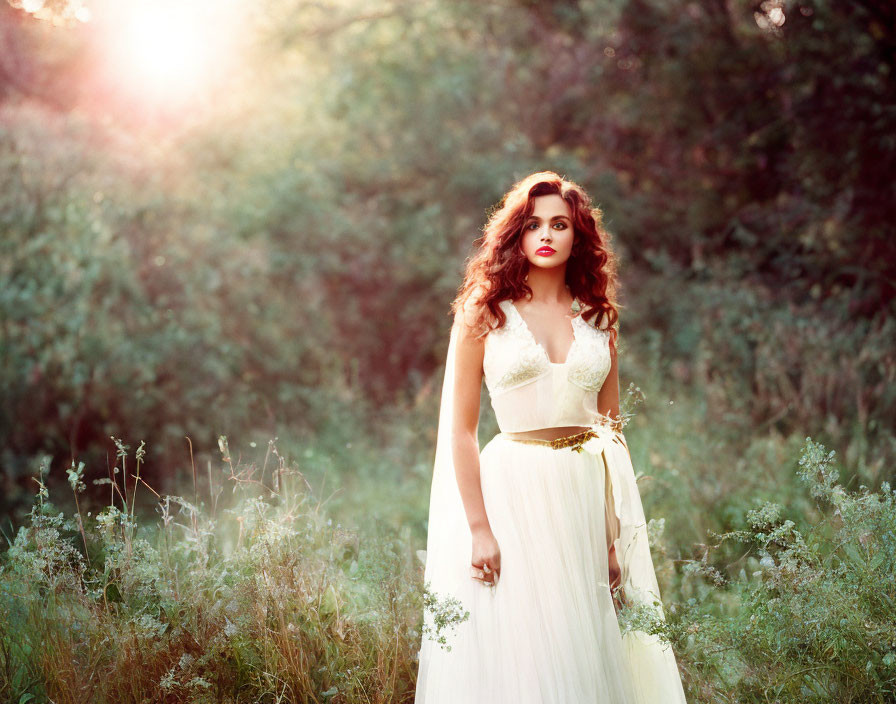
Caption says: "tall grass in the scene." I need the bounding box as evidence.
[0,436,430,703]
[2,421,894,702]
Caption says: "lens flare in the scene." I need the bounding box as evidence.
[119,3,208,94]
[95,0,242,106]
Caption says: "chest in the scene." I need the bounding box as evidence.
[482,299,612,397]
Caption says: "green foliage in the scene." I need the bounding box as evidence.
[641,438,896,703]
[2,0,893,511]
[5,423,894,703]
[0,439,428,703]
[1,0,895,699]
[420,583,469,652]
[627,273,896,481]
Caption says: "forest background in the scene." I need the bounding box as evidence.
[1,0,894,702]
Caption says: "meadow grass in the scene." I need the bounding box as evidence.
[1,392,894,702]
[0,435,431,703]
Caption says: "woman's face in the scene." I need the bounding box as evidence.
[520,194,575,269]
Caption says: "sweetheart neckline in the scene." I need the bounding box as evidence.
[507,299,580,366]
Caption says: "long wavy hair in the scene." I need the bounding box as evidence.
[453,171,620,342]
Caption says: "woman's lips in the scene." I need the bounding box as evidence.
[536,247,556,256]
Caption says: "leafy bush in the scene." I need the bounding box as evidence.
[622,437,896,703]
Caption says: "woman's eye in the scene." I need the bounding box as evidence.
[527,222,539,230]
[553,222,567,230]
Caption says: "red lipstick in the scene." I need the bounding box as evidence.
[536,246,556,256]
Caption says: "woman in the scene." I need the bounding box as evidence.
[415,172,687,703]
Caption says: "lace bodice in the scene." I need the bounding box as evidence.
[482,298,612,433]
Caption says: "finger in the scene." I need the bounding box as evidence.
[472,569,497,586]
[471,563,500,585]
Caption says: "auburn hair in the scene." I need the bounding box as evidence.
[452,171,620,343]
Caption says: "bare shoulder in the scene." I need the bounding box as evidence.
[453,287,487,383]
[456,283,494,339]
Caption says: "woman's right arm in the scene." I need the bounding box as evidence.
[451,309,489,533]
[451,306,501,585]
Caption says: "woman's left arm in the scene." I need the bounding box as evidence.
[597,331,627,609]
[597,332,620,420]
[597,332,628,451]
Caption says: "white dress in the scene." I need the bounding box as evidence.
[415,298,688,703]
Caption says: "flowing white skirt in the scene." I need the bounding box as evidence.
[415,431,687,704]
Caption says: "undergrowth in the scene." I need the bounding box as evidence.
[2,431,893,703]
[0,435,457,704]
[619,437,896,703]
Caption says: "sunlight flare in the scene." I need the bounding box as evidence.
[97,0,243,103]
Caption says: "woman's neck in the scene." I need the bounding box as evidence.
[524,265,570,304]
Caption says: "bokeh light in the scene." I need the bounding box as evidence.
[10,0,91,24]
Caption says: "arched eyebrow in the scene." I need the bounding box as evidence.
[526,214,572,222]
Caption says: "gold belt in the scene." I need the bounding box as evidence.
[504,417,625,453]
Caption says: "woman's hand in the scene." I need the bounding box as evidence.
[470,526,501,587]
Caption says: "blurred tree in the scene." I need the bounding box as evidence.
[1,0,893,515]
